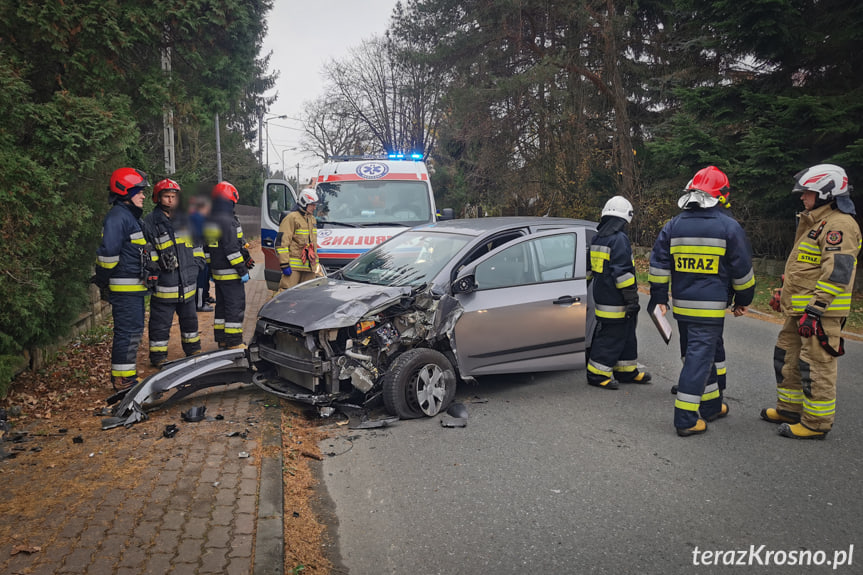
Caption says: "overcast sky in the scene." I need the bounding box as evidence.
[260,0,400,185]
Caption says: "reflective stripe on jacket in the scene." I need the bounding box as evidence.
[649,206,755,324]
[206,206,248,280]
[780,203,861,317]
[142,208,205,302]
[590,227,636,321]
[95,203,148,294]
[276,209,318,272]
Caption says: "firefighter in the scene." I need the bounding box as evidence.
[205,181,249,349]
[142,179,206,367]
[189,196,214,312]
[649,166,756,437]
[761,164,861,439]
[587,196,651,389]
[94,168,152,391]
[277,188,319,291]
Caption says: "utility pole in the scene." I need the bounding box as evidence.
[215,113,222,181]
[161,34,175,175]
[296,163,301,189]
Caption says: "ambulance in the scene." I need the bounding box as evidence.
[261,154,450,290]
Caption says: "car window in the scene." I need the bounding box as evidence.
[474,232,577,289]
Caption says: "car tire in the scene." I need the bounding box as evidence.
[382,348,457,419]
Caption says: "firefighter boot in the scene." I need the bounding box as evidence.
[111,376,140,392]
[226,343,247,351]
[630,371,652,384]
[676,418,707,437]
[778,422,828,440]
[703,403,729,422]
[760,408,801,425]
[588,378,619,390]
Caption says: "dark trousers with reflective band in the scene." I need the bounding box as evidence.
[679,323,726,393]
[674,321,724,429]
[587,317,638,384]
[197,263,211,305]
[214,279,245,347]
[774,315,840,431]
[108,292,146,380]
[148,297,201,363]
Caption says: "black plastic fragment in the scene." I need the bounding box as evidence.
[181,406,207,423]
[163,424,179,438]
[72,436,84,444]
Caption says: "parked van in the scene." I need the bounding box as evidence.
[262,154,451,290]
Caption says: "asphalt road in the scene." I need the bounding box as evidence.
[319,295,863,575]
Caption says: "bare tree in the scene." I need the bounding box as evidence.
[300,96,375,160]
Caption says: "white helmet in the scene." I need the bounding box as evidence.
[601,195,634,223]
[297,188,318,208]
[793,164,849,200]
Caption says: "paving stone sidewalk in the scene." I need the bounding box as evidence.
[0,278,284,575]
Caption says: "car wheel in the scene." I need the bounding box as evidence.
[382,348,456,419]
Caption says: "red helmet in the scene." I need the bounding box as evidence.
[685,166,730,203]
[153,178,181,203]
[109,167,149,197]
[212,181,239,203]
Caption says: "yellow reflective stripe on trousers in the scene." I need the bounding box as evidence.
[587,359,613,377]
[613,361,637,373]
[214,319,225,331]
[213,268,240,280]
[715,361,727,376]
[702,383,720,401]
[224,322,243,334]
[111,364,136,377]
[777,386,804,405]
[149,340,169,352]
[803,397,836,417]
[675,392,701,411]
[182,332,200,343]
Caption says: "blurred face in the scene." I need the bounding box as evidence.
[801,190,817,211]
[160,191,178,211]
[130,191,145,208]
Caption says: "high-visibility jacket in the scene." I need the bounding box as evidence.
[780,202,861,317]
[590,219,637,321]
[95,202,148,295]
[205,202,248,281]
[649,205,755,323]
[142,208,205,303]
[276,209,317,273]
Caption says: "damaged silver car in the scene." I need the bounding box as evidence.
[249,217,596,419]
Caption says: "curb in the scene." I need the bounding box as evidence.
[254,402,284,575]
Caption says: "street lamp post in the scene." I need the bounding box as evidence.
[260,114,287,176]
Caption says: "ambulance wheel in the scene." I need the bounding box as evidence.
[382,348,456,419]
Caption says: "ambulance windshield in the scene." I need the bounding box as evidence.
[314,181,433,226]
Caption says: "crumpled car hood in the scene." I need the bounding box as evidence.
[258,277,413,332]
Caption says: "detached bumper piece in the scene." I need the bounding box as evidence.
[102,349,252,430]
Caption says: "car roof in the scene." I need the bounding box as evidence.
[413,216,596,237]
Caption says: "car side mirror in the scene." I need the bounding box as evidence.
[452,274,476,295]
[437,207,455,221]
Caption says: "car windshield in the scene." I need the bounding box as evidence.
[341,231,470,287]
[314,181,433,226]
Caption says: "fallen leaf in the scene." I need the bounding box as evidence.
[11,545,41,555]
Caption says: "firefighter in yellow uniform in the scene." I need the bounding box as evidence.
[762,164,861,439]
[277,188,319,291]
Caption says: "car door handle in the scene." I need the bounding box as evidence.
[553,295,580,305]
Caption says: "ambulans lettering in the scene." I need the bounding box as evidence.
[674,254,719,274]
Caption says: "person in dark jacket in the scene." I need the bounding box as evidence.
[649,166,756,437]
[142,179,206,367]
[94,168,151,391]
[189,196,214,311]
[587,195,651,389]
[205,181,249,349]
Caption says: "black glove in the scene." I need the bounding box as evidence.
[798,306,823,338]
[90,274,110,302]
[622,286,640,318]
